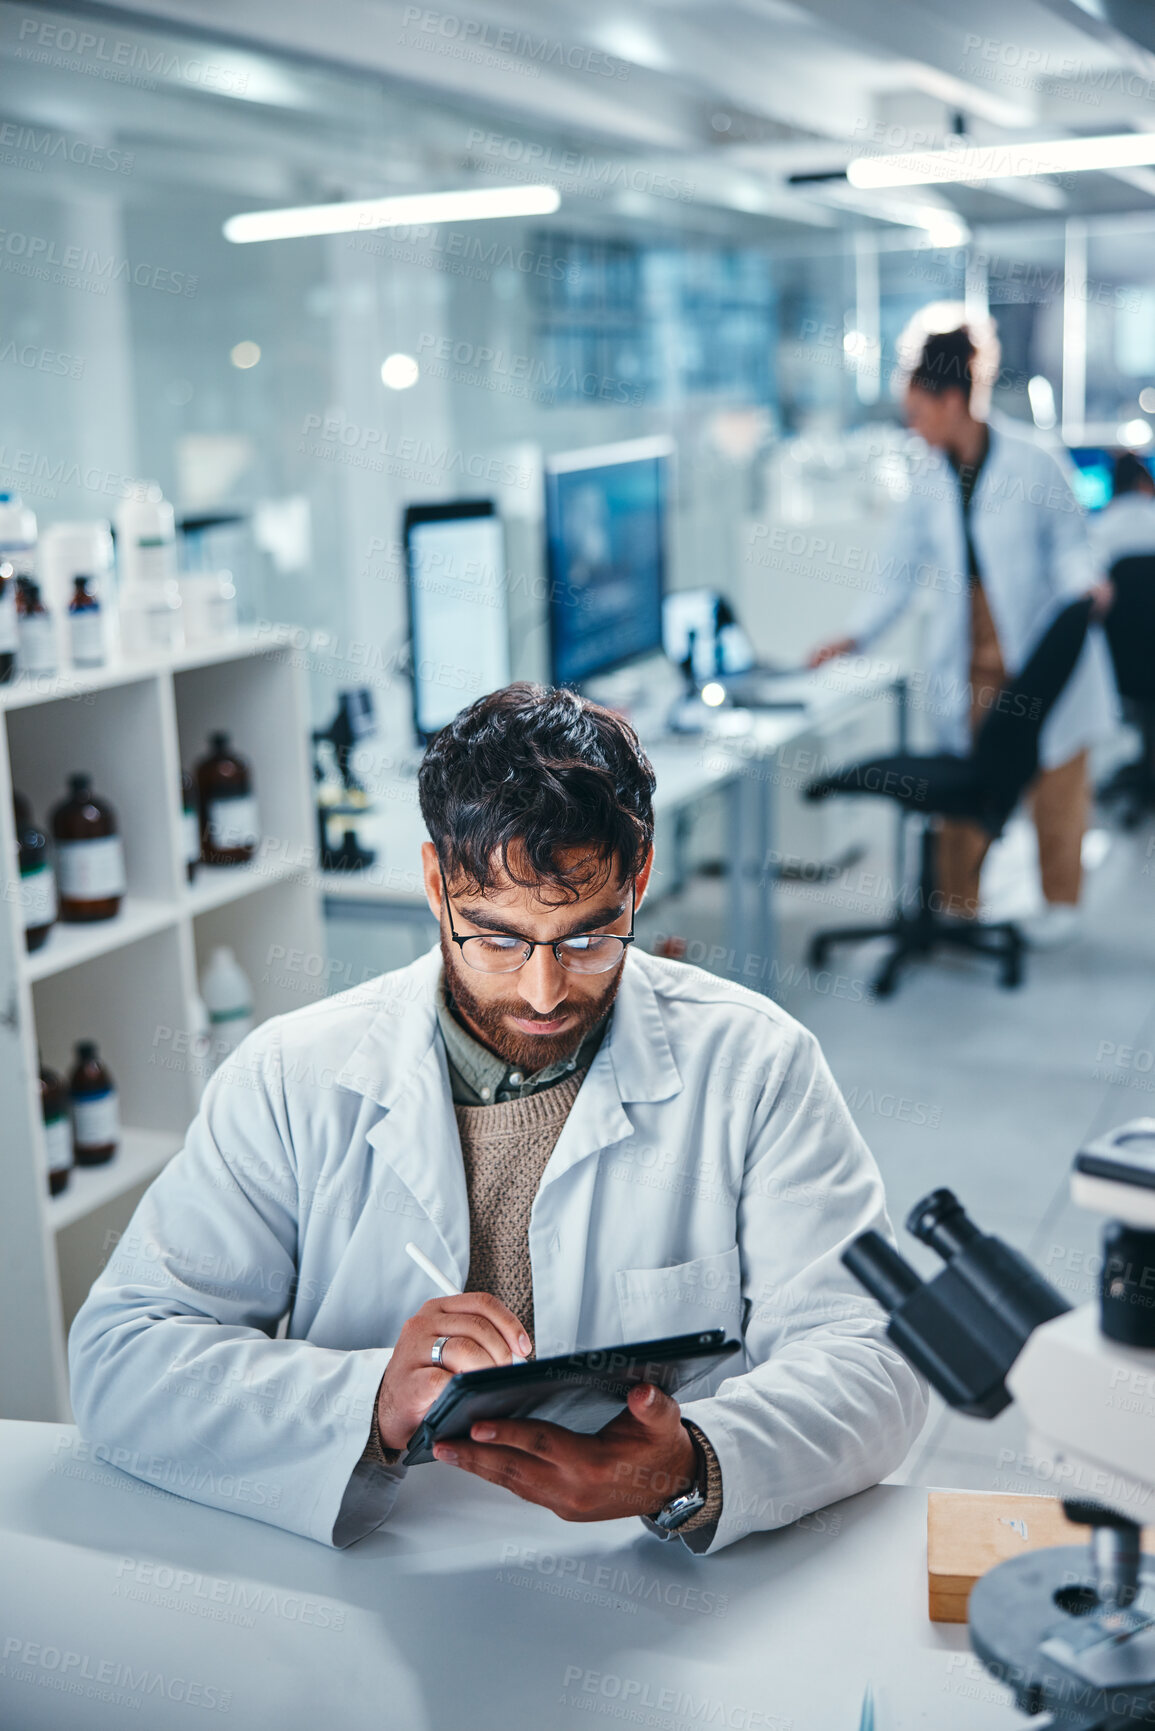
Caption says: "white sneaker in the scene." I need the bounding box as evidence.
[1021,904,1082,948]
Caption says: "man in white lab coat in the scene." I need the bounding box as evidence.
[811,326,1117,946]
[70,684,926,1554]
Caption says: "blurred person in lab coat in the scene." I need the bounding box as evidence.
[1090,450,1155,576]
[810,318,1117,947]
[70,684,926,1556]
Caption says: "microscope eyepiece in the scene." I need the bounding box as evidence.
[845,1188,1070,1418]
[906,1188,982,1259]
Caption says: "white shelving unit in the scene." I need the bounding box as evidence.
[0,631,323,1420]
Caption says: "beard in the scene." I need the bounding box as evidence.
[440,930,623,1074]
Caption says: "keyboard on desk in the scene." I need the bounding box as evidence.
[716,668,817,710]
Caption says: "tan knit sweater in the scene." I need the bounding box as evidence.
[364,1072,723,1535]
[456,1073,583,1339]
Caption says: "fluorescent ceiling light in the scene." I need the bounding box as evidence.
[593,20,670,71]
[848,134,1155,189]
[811,183,969,246]
[224,185,560,244]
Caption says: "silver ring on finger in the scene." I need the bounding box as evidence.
[430,1335,450,1367]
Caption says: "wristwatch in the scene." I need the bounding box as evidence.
[643,1427,707,1537]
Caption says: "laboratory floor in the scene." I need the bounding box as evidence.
[635,807,1155,1499]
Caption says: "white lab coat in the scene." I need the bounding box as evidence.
[850,416,1118,768]
[69,947,927,1554]
[1089,493,1155,576]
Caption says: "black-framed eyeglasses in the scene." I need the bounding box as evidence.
[441,875,636,975]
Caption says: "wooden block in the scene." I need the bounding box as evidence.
[927,1491,1155,1623]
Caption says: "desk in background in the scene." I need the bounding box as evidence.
[321,665,905,998]
[0,1420,1026,1730]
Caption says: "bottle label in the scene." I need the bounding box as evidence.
[0,586,17,653]
[44,1113,72,1177]
[182,808,200,866]
[19,861,57,928]
[69,609,105,665]
[131,542,177,586]
[207,795,259,851]
[73,1088,119,1149]
[56,835,126,899]
[18,615,56,675]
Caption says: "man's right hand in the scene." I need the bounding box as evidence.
[807,634,858,669]
[376,1293,532,1452]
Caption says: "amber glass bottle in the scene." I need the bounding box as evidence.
[51,774,125,921]
[68,575,105,668]
[181,769,199,883]
[196,731,259,866]
[69,1040,119,1165]
[40,1060,72,1195]
[14,791,56,951]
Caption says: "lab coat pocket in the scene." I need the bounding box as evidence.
[615,1246,743,1362]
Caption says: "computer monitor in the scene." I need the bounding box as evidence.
[1067,448,1116,513]
[545,436,672,687]
[1066,446,1155,512]
[663,588,757,682]
[403,501,510,742]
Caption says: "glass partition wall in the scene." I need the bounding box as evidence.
[5,1,1155,735]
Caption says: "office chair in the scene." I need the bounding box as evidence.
[1096,554,1155,828]
[803,596,1095,998]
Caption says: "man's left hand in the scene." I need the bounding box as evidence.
[431,1382,697,1521]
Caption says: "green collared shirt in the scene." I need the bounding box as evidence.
[435,971,611,1106]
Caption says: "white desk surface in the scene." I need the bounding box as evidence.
[320,665,903,908]
[0,1421,1026,1730]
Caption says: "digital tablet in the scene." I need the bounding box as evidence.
[402,1328,741,1466]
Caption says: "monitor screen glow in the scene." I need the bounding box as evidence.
[1068,448,1115,513]
[405,506,510,740]
[546,438,670,686]
[1067,446,1155,512]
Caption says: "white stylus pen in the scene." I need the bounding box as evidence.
[404,1240,526,1362]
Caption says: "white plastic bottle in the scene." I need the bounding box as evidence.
[0,491,37,579]
[178,571,238,644]
[116,493,177,587]
[200,946,254,1068]
[187,990,213,1101]
[116,493,184,656]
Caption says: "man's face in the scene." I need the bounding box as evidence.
[422,841,651,1074]
[904,382,968,450]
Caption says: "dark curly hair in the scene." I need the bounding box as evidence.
[417,683,656,901]
[910,326,976,401]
